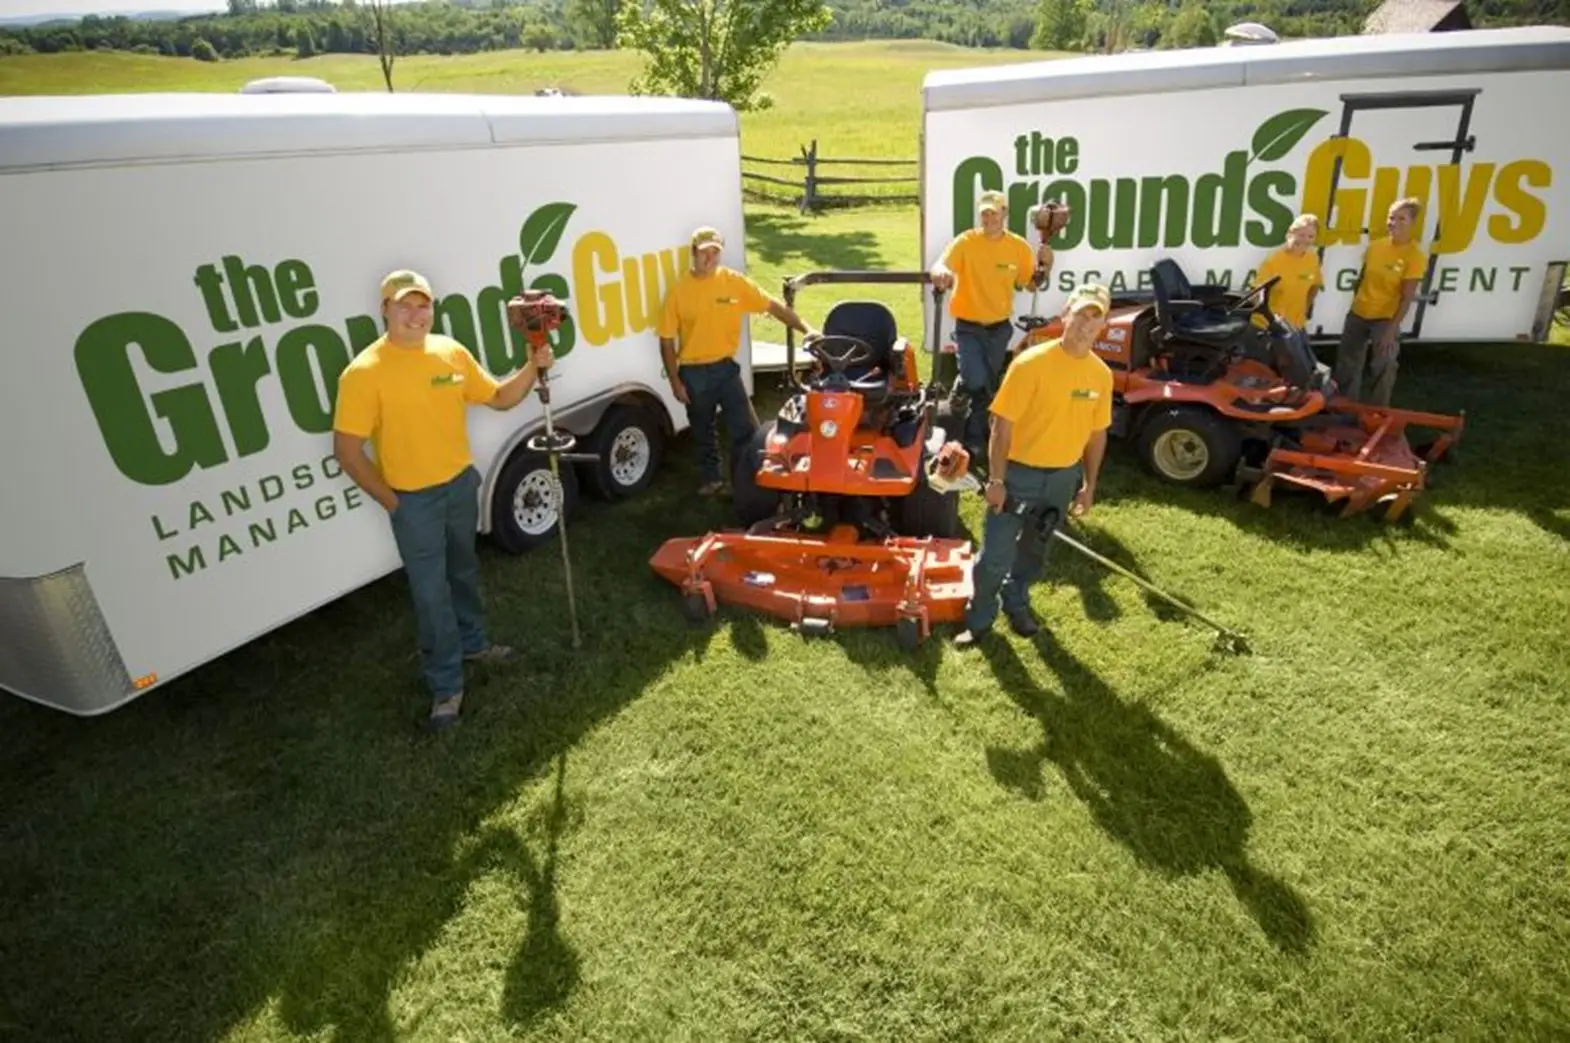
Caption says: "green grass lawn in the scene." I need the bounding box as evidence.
[3,41,1570,1043]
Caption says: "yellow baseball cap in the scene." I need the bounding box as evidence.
[380,269,433,302]
[978,190,1007,214]
[690,226,725,251]
[1066,283,1112,316]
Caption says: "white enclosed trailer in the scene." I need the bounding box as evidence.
[0,90,749,716]
[921,26,1570,345]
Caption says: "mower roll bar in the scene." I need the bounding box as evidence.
[779,270,946,394]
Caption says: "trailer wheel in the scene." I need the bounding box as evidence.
[580,404,663,501]
[896,616,922,652]
[1137,406,1241,488]
[491,450,580,554]
[733,422,782,526]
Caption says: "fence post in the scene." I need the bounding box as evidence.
[800,139,818,214]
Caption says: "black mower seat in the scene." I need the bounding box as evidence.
[1149,258,1250,347]
[822,299,900,382]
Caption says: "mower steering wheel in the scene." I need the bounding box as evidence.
[805,333,877,374]
[1232,274,1281,316]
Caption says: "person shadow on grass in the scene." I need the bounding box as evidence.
[980,636,1317,956]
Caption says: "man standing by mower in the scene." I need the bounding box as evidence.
[658,226,818,496]
[333,269,554,732]
[1333,197,1427,406]
[955,283,1113,647]
[930,190,1055,461]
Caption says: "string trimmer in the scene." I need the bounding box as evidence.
[507,290,598,650]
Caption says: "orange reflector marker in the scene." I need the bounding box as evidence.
[133,673,158,690]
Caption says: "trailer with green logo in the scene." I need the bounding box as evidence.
[920,25,1570,348]
[0,91,747,716]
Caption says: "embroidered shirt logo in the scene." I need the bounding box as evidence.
[431,372,463,387]
[1070,388,1099,400]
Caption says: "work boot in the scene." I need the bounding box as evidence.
[428,691,463,732]
[1005,607,1041,638]
[465,644,519,665]
[953,627,991,649]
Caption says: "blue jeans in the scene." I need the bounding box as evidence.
[966,460,1083,633]
[388,465,488,699]
[680,357,756,485]
[954,319,1015,450]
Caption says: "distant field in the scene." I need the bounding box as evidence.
[0,40,1068,161]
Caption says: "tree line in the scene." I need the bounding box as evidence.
[0,0,1560,107]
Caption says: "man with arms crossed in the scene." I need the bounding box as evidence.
[334,269,555,732]
[658,226,817,496]
[955,283,1113,648]
[929,190,1053,461]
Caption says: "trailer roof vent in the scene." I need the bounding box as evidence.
[1223,22,1279,45]
[239,76,337,94]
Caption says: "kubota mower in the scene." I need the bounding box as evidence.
[649,271,978,649]
[1009,257,1465,522]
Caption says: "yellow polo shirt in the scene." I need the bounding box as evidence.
[1353,236,1427,320]
[333,333,499,491]
[1253,247,1324,329]
[657,267,771,366]
[991,339,1114,469]
[939,227,1036,325]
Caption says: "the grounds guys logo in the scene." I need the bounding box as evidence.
[73,203,685,581]
[952,106,1552,293]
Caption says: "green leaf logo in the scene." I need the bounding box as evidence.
[518,202,577,268]
[1249,109,1329,164]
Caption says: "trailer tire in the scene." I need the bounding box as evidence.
[733,422,783,526]
[491,449,580,555]
[580,404,663,501]
[1137,406,1241,489]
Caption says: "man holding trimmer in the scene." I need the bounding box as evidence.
[929,192,1065,462]
[955,282,1113,647]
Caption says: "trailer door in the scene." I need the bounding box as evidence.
[1315,88,1482,339]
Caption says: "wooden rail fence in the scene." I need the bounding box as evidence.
[741,138,918,213]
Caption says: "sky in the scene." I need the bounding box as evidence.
[0,0,225,18]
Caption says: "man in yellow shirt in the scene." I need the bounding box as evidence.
[930,189,1052,459]
[1334,198,1428,405]
[956,283,1114,647]
[658,226,817,496]
[1254,213,1324,332]
[333,269,555,731]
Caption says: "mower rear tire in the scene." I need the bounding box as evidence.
[896,469,962,539]
[733,422,783,526]
[1137,406,1242,489]
[580,404,663,501]
[491,449,580,555]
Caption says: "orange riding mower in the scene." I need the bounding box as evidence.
[938,256,1466,523]
[649,271,980,650]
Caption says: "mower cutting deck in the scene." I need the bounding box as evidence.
[650,271,977,649]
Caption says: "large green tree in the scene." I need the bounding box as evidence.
[616,0,832,112]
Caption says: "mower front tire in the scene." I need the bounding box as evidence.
[1136,406,1242,489]
[733,422,783,526]
[491,449,580,554]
